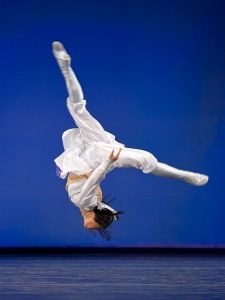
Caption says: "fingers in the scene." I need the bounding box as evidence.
[114,148,122,160]
[109,150,114,158]
[109,148,122,161]
[115,148,122,158]
[118,148,122,155]
[109,149,114,161]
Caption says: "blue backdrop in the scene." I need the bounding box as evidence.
[0,0,224,247]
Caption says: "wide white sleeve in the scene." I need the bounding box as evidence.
[75,159,113,210]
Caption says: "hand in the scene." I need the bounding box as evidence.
[109,148,122,162]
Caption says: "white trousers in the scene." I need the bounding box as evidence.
[61,65,201,182]
[62,65,158,174]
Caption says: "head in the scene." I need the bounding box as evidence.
[83,201,124,240]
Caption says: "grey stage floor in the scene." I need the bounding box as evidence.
[0,254,225,299]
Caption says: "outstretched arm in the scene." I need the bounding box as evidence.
[75,149,122,210]
[52,41,84,104]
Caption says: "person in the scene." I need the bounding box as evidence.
[52,41,209,240]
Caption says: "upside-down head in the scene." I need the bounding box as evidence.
[94,202,124,240]
[84,199,124,240]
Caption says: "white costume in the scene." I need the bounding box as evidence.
[53,42,209,212]
[54,90,157,211]
[55,97,157,179]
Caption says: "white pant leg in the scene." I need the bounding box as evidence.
[67,98,120,145]
[109,148,208,186]
[63,67,84,104]
[62,65,106,135]
[151,162,185,179]
[56,57,124,146]
[151,162,209,185]
[62,66,116,144]
[112,147,158,174]
[58,58,106,135]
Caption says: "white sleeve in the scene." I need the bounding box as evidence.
[75,159,113,210]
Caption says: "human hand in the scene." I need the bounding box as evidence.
[109,148,122,162]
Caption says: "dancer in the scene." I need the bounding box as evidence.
[53,41,208,240]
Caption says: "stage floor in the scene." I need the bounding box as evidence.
[0,254,224,299]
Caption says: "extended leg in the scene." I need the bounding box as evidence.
[52,41,83,104]
[52,41,122,146]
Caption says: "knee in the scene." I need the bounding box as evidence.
[140,150,158,173]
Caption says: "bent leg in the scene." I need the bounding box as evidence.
[112,147,208,186]
[112,147,158,174]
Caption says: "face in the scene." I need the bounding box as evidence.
[84,216,101,229]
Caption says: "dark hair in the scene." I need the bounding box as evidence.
[92,195,124,241]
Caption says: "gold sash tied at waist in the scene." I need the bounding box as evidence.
[66,172,103,201]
